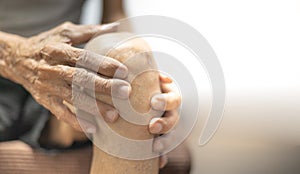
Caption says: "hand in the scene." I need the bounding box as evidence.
[150,74,181,134]
[6,22,131,133]
[150,74,181,168]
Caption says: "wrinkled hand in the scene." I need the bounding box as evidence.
[8,22,130,132]
[151,74,181,168]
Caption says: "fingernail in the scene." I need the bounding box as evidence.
[154,141,164,153]
[117,85,130,99]
[151,94,166,111]
[150,122,163,134]
[102,22,120,30]
[105,110,118,123]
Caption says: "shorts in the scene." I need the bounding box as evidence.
[0,77,50,148]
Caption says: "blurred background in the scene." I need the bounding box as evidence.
[82,0,300,173]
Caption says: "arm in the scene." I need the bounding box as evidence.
[102,0,126,24]
[0,22,129,133]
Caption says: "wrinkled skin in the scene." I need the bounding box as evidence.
[84,33,181,172]
[0,22,130,132]
[0,22,181,169]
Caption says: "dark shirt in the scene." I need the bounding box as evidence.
[0,0,85,147]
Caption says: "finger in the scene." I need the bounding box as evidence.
[73,70,131,99]
[151,83,181,111]
[77,50,128,78]
[84,88,113,106]
[38,64,131,98]
[42,79,120,123]
[40,43,128,78]
[59,22,119,45]
[63,102,97,134]
[63,86,119,123]
[159,155,168,169]
[159,73,173,83]
[149,110,179,134]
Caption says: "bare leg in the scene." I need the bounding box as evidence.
[40,32,160,173]
[86,33,160,174]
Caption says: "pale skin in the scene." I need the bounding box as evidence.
[0,0,181,169]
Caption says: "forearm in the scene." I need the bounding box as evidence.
[101,0,126,24]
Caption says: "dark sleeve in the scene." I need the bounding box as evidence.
[0,76,50,148]
[0,77,28,141]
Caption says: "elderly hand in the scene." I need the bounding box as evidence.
[4,22,130,133]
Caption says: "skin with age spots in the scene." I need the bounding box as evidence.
[0,22,181,172]
[85,32,160,174]
[59,33,181,172]
[0,22,130,133]
[0,0,182,172]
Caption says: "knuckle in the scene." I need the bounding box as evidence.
[102,79,112,92]
[77,50,88,63]
[74,69,90,84]
[102,58,119,72]
[62,68,73,80]
[63,46,80,63]
[40,44,60,59]
[99,79,112,92]
[40,44,53,55]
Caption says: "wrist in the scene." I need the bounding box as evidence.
[0,31,27,81]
